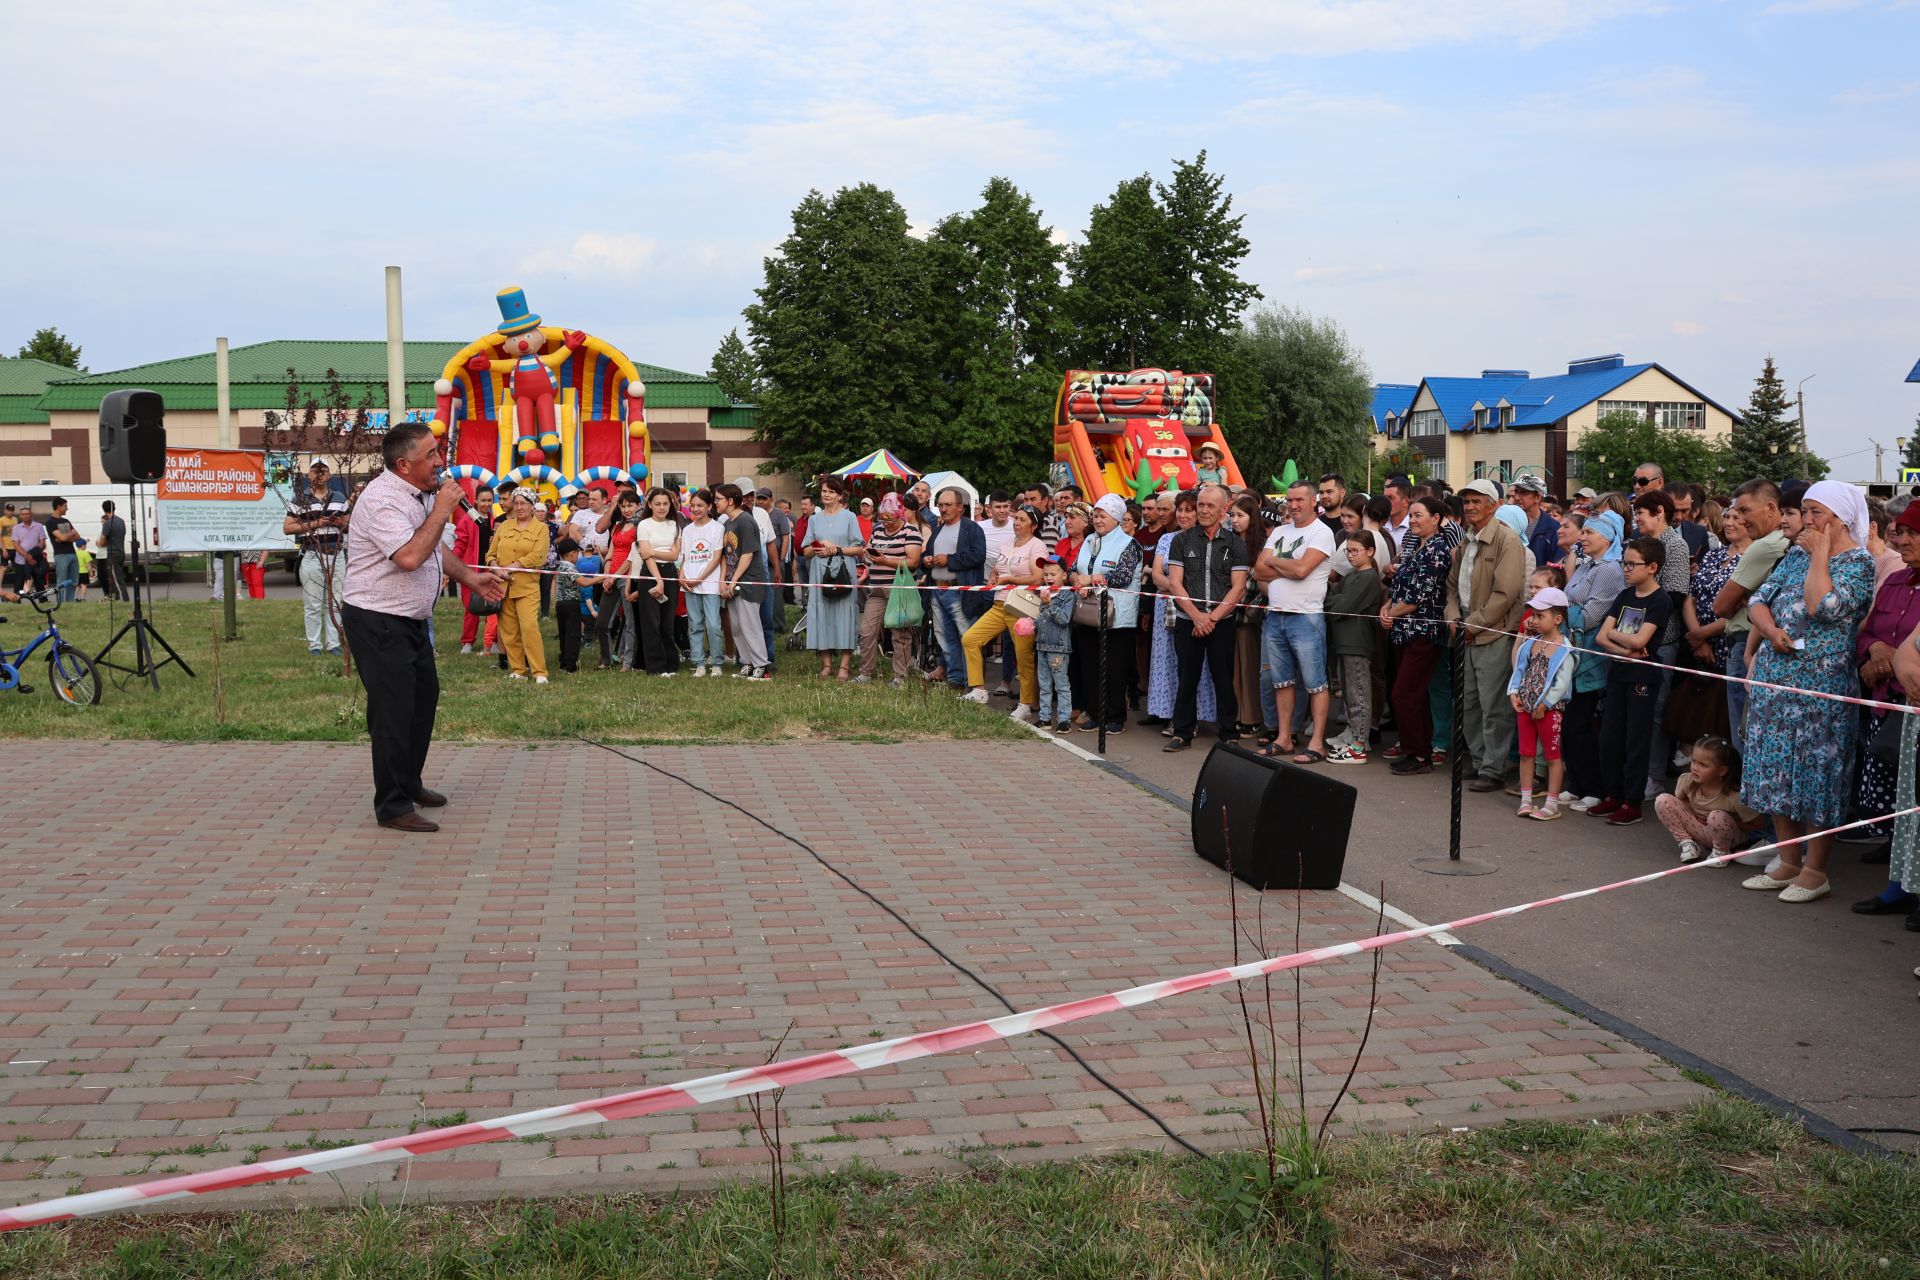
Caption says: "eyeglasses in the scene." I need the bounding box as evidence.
[1632,476,1655,487]
[1621,558,1650,569]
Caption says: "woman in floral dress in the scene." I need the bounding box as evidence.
[1739,482,1879,903]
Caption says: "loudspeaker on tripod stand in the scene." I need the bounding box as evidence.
[1191,742,1356,890]
[98,389,166,484]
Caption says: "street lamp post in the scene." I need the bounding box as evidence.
[1797,373,1817,457]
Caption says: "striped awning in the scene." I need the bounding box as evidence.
[831,448,920,480]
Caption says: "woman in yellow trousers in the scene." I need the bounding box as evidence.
[961,505,1048,719]
[487,490,551,683]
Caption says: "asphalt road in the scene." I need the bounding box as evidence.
[1070,718,1920,1156]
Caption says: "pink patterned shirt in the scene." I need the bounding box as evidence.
[343,468,442,620]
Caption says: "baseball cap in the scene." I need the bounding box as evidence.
[1459,479,1500,500]
[1527,587,1570,611]
[730,475,756,491]
[1512,475,1547,495]
[755,487,772,500]
[1575,487,1597,500]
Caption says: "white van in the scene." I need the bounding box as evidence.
[0,483,165,564]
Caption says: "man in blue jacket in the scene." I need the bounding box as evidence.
[922,486,987,688]
[1511,475,1561,569]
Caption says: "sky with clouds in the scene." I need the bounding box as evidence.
[6,0,1916,476]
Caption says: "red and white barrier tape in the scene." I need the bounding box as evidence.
[477,561,1919,718]
[2,804,1908,1231]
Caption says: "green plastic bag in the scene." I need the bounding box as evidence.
[884,566,924,629]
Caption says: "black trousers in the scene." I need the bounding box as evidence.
[1563,687,1604,800]
[104,552,128,600]
[1173,618,1238,740]
[556,605,583,673]
[636,570,680,674]
[1598,671,1657,804]
[342,603,439,821]
[1072,621,1135,725]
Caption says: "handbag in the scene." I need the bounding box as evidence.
[1073,588,1108,629]
[465,589,503,618]
[1003,587,1044,620]
[820,555,852,599]
[883,566,924,629]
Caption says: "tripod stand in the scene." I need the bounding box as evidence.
[94,482,193,691]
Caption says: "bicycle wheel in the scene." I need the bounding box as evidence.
[48,642,100,706]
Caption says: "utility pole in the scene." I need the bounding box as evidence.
[1871,438,1886,484]
[1797,373,1816,458]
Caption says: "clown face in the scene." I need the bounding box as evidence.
[500,329,547,358]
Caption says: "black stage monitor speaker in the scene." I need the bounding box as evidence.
[1191,741,1357,891]
[99,389,166,484]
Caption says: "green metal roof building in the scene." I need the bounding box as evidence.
[9,340,773,490]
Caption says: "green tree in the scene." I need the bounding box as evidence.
[744,184,937,482]
[1898,409,1920,473]
[925,177,1066,492]
[16,326,83,371]
[1153,151,1262,380]
[1226,305,1372,495]
[1723,356,1828,487]
[1372,443,1430,488]
[1573,410,1722,495]
[707,328,761,403]
[1063,175,1166,371]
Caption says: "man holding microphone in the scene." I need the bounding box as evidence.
[341,423,506,832]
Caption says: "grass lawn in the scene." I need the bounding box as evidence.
[1,599,1029,745]
[0,1099,1911,1279]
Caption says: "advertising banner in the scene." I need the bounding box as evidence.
[155,448,297,552]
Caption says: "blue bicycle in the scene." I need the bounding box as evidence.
[0,588,101,705]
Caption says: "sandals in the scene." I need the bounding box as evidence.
[1291,749,1326,765]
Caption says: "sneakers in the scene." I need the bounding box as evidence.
[1054,721,1073,734]
[506,672,526,681]
[1327,743,1369,765]
[732,665,751,678]
[1529,797,1563,821]
[534,675,549,685]
[992,685,1011,698]
[1605,803,1643,827]
[1432,749,1448,765]
[747,666,772,682]
[1677,839,1704,865]
[1382,743,1406,760]
[1389,756,1432,775]
[1104,721,1125,735]
[1587,797,1622,818]
[851,674,872,685]
[1566,795,1601,813]
[961,688,991,704]
[888,678,907,689]
[1010,704,1035,723]
[690,665,707,678]
[459,643,473,655]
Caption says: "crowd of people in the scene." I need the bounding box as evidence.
[0,497,127,602]
[284,450,1920,930]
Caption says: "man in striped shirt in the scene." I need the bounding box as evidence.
[283,461,350,655]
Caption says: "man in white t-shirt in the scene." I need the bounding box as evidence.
[1253,480,1336,761]
[570,488,610,555]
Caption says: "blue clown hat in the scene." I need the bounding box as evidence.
[494,286,542,336]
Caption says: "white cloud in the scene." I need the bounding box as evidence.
[1227,89,1404,123]
[519,235,661,280]
[1293,265,1408,283]
[1833,80,1920,105]
[1672,320,1706,336]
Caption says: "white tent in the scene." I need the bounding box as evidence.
[920,469,979,508]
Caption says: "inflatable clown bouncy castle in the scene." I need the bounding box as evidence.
[428,286,651,506]
[1051,368,1243,503]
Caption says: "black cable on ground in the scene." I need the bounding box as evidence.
[572,733,1209,1159]
[1849,1127,1920,1139]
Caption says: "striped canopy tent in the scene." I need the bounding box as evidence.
[831,448,920,481]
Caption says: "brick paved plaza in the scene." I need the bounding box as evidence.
[0,740,1702,1211]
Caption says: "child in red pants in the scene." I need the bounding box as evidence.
[1507,587,1578,820]
[1653,736,1760,863]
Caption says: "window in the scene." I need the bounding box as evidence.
[1473,462,1487,480]
[661,471,688,492]
[1384,412,1403,439]
[1409,409,1445,438]
[1597,399,1650,422]
[1499,460,1512,479]
[1499,405,1515,428]
[1654,401,1705,431]
[1567,451,1585,479]
[1472,407,1489,430]
[1428,458,1448,483]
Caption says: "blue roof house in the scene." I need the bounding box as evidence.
[1373,354,1739,496]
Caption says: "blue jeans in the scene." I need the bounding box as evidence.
[53,553,78,603]
[685,592,722,665]
[930,589,970,687]
[1037,650,1070,723]
[1262,611,1329,695]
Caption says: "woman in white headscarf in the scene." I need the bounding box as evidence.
[1070,493,1143,734]
[1738,480,1878,904]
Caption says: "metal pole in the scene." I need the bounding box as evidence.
[215,336,237,640]
[1449,638,1465,861]
[1096,593,1109,756]
[385,266,407,433]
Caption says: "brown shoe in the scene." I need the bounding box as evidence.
[377,811,440,833]
[410,787,448,808]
